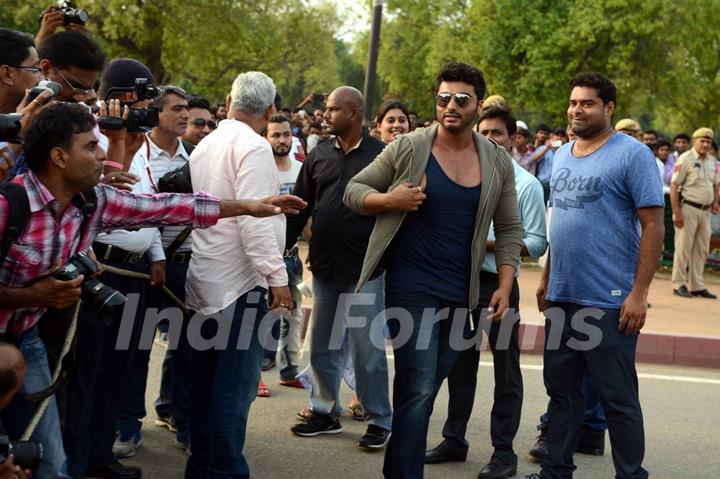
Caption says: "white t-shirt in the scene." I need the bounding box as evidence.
[278,159,303,195]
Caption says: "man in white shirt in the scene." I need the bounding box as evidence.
[184,71,292,479]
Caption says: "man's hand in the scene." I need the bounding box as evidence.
[386,182,427,211]
[536,278,548,312]
[36,6,65,45]
[619,290,648,335]
[249,195,308,217]
[98,99,130,143]
[0,455,32,479]
[672,209,684,228]
[148,261,166,288]
[269,285,293,312]
[16,88,55,138]
[27,274,83,309]
[487,287,511,321]
[101,171,140,191]
[0,146,14,182]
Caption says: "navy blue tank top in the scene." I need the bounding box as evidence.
[386,153,481,304]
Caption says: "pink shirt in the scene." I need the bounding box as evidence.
[185,119,287,315]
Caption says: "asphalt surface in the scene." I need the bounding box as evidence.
[126,344,720,479]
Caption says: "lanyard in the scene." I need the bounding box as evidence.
[143,134,159,193]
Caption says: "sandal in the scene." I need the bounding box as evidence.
[296,407,312,421]
[257,379,271,398]
[347,402,364,421]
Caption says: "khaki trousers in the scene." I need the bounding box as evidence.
[672,203,710,290]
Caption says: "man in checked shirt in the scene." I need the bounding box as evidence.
[0,102,306,479]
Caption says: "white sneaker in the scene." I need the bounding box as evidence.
[112,435,141,458]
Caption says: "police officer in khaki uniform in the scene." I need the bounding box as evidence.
[670,127,720,298]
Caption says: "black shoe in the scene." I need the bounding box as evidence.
[86,463,142,479]
[528,427,548,462]
[524,474,543,479]
[690,289,717,299]
[290,411,342,437]
[575,425,605,456]
[358,424,391,450]
[673,286,693,298]
[477,456,517,479]
[425,439,467,464]
[261,357,276,371]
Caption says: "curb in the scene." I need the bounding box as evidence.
[299,306,720,369]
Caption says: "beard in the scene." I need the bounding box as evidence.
[272,145,290,156]
[570,117,606,139]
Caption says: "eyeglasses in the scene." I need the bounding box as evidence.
[435,92,474,108]
[192,118,217,130]
[9,65,42,74]
[54,67,95,97]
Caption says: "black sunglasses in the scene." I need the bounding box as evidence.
[435,92,474,108]
[192,118,217,130]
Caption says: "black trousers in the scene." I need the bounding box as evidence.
[62,257,148,478]
[441,273,523,465]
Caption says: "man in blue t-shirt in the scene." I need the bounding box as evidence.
[526,73,664,479]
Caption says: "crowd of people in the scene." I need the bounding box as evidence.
[0,10,719,479]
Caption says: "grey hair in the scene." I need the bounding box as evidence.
[230,71,276,117]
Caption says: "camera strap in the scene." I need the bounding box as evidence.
[0,183,30,261]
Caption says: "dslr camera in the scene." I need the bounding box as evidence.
[0,81,61,142]
[0,435,43,471]
[53,252,127,318]
[98,78,161,133]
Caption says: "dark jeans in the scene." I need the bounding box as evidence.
[63,257,148,478]
[185,287,266,479]
[539,373,606,432]
[441,275,522,466]
[383,290,471,479]
[118,260,191,443]
[541,302,648,479]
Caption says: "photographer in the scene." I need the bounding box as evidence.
[35,3,90,47]
[0,343,30,479]
[0,102,305,479]
[2,31,104,183]
[61,59,166,479]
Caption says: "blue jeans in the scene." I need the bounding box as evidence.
[1,326,70,479]
[541,302,648,479]
[119,260,191,444]
[308,275,391,430]
[185,287,266,479]
[382,291,471,479]
[263,253,303,380]
[539,373,606,432]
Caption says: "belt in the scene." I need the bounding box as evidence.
[682,199,711,210]
[166,250,192,264]
[92,242,145,265]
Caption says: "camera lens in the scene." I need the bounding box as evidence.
[9,441,43,471]
[81,278,127,318]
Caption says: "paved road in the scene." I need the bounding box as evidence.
[127,344,720,478]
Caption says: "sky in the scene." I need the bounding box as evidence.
[313,0,371,42]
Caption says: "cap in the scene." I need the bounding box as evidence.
[516,120,529,131]
[615,118,640,132]
[692,127,714,140]
[99,58,155,99]
[483,94,506,109]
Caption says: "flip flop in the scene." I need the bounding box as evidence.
[347,403,364,421]
[296,408,312,421]
[257,380,271,398]
[279,378,305,389]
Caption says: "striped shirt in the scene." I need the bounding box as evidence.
[0,171,220,334]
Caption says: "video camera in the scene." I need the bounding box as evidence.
[0,81,62,142]
[53,252,127,318]
[0,435,42,471]
[98,78,161,133]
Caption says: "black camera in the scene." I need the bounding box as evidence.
[98,78,161,132]
[0,113,22,143]
[53,252,127,318]
[59,0,89,26]
[0,435,43,471]
[27,80,61,104]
